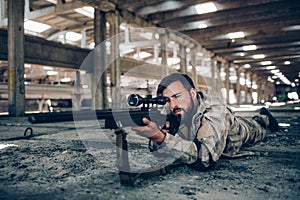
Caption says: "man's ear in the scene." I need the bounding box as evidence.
[190,88,197,98]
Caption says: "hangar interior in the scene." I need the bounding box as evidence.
[0,0,299,116]
[0,1,300,198]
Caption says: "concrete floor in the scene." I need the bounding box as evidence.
[0,103,299,200]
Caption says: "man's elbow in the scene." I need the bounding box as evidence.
[187,158,216,172]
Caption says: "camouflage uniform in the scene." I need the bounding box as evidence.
[150,93,271,171]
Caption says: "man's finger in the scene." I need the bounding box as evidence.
[165,121,170,128]
[142,117,151,125]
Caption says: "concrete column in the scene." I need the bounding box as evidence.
[242,72,248,104]
[269,82,276,101]
[210,57,216,90]
[225,61,230,104]
[238,70,244,103]
[124,24,130,43]
[247,73,253,103]
[190,50,198,89]
[160,34,168,77]
[244,72,249,103]
[37,98,45,112]
[261,80,266,103]
[257,79,262,104]
[263,80,269,102]
[154,43,159,64]
[93,9,107,110]
[249,73,254,104]
[179,44,186,74]
[8,0,25,116]
[72,71,83,111]
[24,0,31,19]
[214,60,225,99]
[251,74,258,104]
[0,0,4,20]
[235,66,241,105]
[109,11,121,109]
[267,81,273,102]
[81,28,86,48]
[61,32,67,44]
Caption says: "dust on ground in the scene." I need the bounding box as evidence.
[0,111,299,200]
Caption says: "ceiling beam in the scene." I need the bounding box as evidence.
[0,29,89,69]
[174,12,300,32]
[150,0,283,23]
[112,0,171,12]
[203,31,300,50]
[77,0,116,12]
[211,42,300,55]
[214,44,300,56]
[120,9,155,27]
[29,0,85,19]
[134,0,210,16]
[185,16,300,43]
[233,54,300,64]
[0,0,85,27]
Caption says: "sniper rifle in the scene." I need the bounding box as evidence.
[28,94,181,185]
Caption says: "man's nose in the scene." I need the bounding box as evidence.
[168,98,178,109]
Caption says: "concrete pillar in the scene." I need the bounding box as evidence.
[247,73,253,103]
[92,9,107,110]
[124,24,130,43]
[257,79,262,104]
[262,81,266,103]
[8,0,25,116]
[190,50,198,89]
[244,72,249,103]
[263,80,268,102]
[235,66,241,105]
[225,61,230,104]
[72,71,83,111]
[61,32,67,44]
[249,73,254,104]
[242,72,248,104]
[37,98,45,112]
[179,44,186,73]
[269,82,276,101]
[160,34,168,77]
[0,0,4,20]
[210,57,216,90]
[248,74,252,103]
[24,0,31,20]
[81,28,86,48]
[154,43,159,64]
[251,74,258,104]
[267,81,273,102]
[214,60,225,99]
[258,79,265,103]
[109,11,121,109]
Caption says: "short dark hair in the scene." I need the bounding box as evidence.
[157,73,195,96]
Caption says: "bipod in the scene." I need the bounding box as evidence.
[114,128,172,186]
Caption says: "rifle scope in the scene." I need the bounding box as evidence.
[128,94,169,107]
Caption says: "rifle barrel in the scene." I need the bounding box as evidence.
[28,109,166,129]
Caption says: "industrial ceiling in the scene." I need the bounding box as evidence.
[1,0,300,87]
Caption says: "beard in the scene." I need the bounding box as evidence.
[172,94,195,123]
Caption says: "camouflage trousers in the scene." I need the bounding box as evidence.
[223,113,270,157]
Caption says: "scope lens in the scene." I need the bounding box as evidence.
[128,94,139,106]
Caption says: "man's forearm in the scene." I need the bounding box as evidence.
[149,130,166,144]
[150,133,198,164]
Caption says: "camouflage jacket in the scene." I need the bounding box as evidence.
[149,93,267,170]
